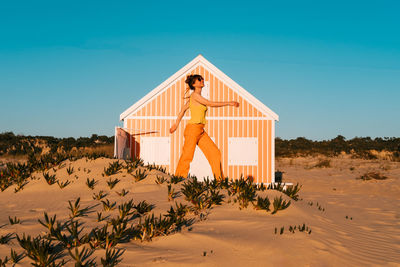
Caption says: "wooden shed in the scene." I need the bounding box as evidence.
[115,54,279,184]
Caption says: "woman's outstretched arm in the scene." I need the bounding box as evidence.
[169,101,190,134]
[191,92,239,108]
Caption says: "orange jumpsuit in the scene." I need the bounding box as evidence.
[174,95,224,180]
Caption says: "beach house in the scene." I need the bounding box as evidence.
[115,54,279,184]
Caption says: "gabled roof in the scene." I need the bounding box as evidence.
[120,54,279,121]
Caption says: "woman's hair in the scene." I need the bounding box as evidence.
[185,74,204,90]
[183,74,204,103]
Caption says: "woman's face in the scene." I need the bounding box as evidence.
[193,77,204,89]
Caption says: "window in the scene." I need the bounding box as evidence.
[140,137,170,165]
[228,137,258,166]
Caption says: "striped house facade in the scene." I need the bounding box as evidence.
[117,54,279,184]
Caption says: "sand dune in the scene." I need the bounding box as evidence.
[0,155,399,266]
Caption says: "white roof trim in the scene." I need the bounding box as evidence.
[120,54,279,121]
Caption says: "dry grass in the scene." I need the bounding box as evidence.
[356,171,388,181]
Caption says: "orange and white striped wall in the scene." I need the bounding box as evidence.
[117,54,279,184]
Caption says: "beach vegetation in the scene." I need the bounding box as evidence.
[356,171,388,180]
[155,175,167,184]
[67,246,96,266]
[116,188,129,196]
[43,171,57,185]
[56,179,71,189]
[106,177,120,189]
[100,247,125,266]
[10,248,25,264]
[101,199,117,212]
[86,178,98,190]
[103,161,123,176]
[271,196,291,214]
[9,216,20,225]
[133,169,147,182]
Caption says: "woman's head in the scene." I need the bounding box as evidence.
[185,74,204,90]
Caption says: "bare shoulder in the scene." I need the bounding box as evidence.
[191,92,202,102]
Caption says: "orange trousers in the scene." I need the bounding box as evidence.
[175,123,224,180]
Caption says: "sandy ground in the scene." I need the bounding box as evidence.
[0,155,399,266]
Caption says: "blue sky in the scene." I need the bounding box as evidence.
[1,0,399,140]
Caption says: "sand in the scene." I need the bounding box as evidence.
[0,155,399,266]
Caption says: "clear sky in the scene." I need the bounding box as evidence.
[1,0,399,140]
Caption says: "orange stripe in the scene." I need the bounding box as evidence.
[166,86,171,116]
[171,84,176,116]
[268,120,272,183]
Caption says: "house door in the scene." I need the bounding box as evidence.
[189,137,215,181]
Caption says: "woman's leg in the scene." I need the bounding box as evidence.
[197,130,224,180]
[174,124,203,178]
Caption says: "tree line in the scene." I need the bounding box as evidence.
[1,132,399,159]
[0,132,113,156]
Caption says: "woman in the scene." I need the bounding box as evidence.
[169,74,239,180]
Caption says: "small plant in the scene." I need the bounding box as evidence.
[282,183,302,201]
[133,169,147,182]
[100,247,125,267]
[134,200,155,215]
[86,178,98,190]
[181,177,224,213]
[125,157,144,172]
[167,184,178,201]
[291,223,312,234]
[107,178,120,189]
[56,179,71,189]
[116,189,129,197]
[145,162,157,171]
[170,175,184,184]
[68,246,96,266]
[10,248,26,264]
[103,161,123,176]
[253,196,271,211]
[0,233,14,244]
[68,197,91,219]
[65,219,88,248]
[229,177,257,209]
[0,255,9,265]
[93,190,108,200]
[316,202,325,211]
[155,175,167,184]
[43,171,57,185]
[16,233,65,266]
[9,216,21,225]
[97,211,109,222]
[271,195,291,214]
[67,166,74,175]
[14,180,29,192]
[88,224,108,249]
[38,212,57,233]
[137,213,175,241]
[102,199,117,211]
[155,165,166,173]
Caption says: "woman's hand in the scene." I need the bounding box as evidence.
[169,123,177,134]
[229,101,240,108]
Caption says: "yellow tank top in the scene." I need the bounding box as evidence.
[188,94,207,124]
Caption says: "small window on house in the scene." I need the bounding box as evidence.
[140,137,170,165]
[228,137,258,166]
